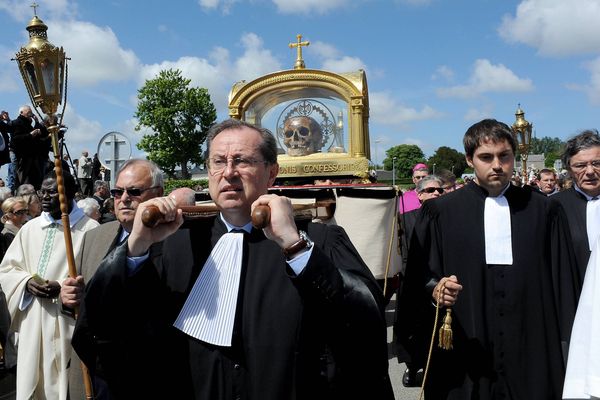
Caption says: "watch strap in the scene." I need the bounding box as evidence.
[283,230,309,259]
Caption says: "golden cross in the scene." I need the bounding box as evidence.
[30,1,39,16]
[289,34,310,69]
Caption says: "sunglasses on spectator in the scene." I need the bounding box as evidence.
[420,187,444,194]
[12,209,29,216]
[110,186,160,198]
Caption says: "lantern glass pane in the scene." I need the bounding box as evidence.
[41,58,55,96]
[59,61,64,101]
[24,61,40,96]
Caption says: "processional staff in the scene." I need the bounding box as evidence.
[13,9,95,399]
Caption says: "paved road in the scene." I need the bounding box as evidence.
[386,296,421,400]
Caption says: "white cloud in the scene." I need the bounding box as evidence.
[322,56,366,73]
[310,41,367,73]
[464,104,495,122]
[370,91,443,129]
[61,104,104,152]
[437,59,534,98]
[310,41,341,59]
[272,0,350,14]
[431,65,454,81]
[0,0,76,21]
[139,33,281,114]
[583,56,600,104]
[49,20,140,87]
[499,0,600,57]
[198,0,239,13]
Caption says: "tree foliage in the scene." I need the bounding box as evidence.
[529,136,564,156]
[383,144,425,179]
[135,69,217,179]
[427,146,468,177]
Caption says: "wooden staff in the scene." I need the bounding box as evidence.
[141,199,336,229]
[48,120,95,399]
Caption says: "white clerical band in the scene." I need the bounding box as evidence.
[173,232,244,347]
[484,195,513,265]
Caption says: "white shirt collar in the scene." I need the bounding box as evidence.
[40,201,85,228]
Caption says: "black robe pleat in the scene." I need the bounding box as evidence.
[397,183,573,400]
[73,216,394,400]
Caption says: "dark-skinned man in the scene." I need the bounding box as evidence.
[0,171,98,399]
[73,119,393,400]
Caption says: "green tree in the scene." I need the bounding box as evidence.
[135,69,217,179]
[529,136,564,155]
[383,144,425,179]
[427,146,468,177]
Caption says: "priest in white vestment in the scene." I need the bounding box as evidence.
[0,172,98,400]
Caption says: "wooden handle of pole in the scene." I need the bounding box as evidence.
[141,204,272,229]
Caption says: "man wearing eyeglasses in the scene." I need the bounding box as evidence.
[61,158,164,399]
[559,131,600,399]
[0,171,98,400]
[551,130,600,290]
[72,119,393,400]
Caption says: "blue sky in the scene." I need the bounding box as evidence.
[1,0,599,172]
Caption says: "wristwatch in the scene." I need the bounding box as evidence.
[283,230,313,260]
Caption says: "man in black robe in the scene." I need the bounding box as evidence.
[10,105,50,189]
[72,119,393,400]
[398,119,569,399]
[551,130,600,288]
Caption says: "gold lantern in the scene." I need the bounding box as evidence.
[511,105,533,183]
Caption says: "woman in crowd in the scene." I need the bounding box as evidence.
[1,196,28,250]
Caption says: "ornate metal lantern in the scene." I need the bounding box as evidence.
[511,105,533,182]
[14,13,67,117]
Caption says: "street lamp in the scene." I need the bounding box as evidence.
[511,104,533,184]
[392,157,397,187]
[433,163,436,174]
[13,8,94,397]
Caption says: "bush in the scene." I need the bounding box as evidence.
[164,179,208,195]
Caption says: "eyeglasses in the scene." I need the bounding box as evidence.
[570,160,600,172]
[37,189,59,198]
[420,187,444,194]
[110,186,160,198]
[12,209,29,216]
[209,157,267,175]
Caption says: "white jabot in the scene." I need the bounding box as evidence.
[484,193,513,265]
[563,237,600,399]
[586,197,600,251]
[173,231,244,347]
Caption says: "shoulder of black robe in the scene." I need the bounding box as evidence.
[72,219,216,399]
[286,221,394,399]
[547,193,583,358]
[398,183,566,399]
[551,187,591,278]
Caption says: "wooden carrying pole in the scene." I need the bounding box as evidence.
[141,200,336,229]
[48,123,95,399]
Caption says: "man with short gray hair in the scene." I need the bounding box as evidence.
[10,105,49,190]
[551,129,600,285]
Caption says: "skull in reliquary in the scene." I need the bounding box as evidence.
[283,116,323,156]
